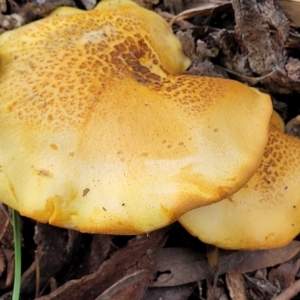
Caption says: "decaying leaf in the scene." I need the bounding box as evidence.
[151,248,211,287]
[268,259,300,290]
[276,0,300,26]
[151,242,300,287]
[168,2,228,26]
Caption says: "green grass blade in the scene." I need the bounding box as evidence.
[12,209,21,300]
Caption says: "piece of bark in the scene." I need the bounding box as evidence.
[285,57,300,81]
[21,223,82,295]
[0,249,5,278]
[75,234,112,278]
[36,228,168,300]
[0,205,13,249]
[231,0,300,93]
[233,0,289,75]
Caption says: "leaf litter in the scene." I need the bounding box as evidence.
[0,0,300,298]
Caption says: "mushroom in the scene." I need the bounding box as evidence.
[270,110,285,131]
[0,0,272,234]
[179,117,300,250]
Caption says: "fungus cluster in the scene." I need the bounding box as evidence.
[179,118,300,249]
[0,0,296,250]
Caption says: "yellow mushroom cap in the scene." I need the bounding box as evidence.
[270,110,285,131]
[179,123,300,250]
[0,0,272,234]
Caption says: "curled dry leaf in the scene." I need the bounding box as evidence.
[276,0,300,26]
[95,270,151,300]
[169,3,220,26]
[287,29,300,48]
[151,242,300,287]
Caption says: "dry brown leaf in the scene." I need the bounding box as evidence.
[169,2,230,26]
[268,259,300,290]
[272,279,300,300]
[220,241,300,274]
[95,270,151,300]
[276,0,300,26]
[150,248,211,287]
[151,242,300,287]
[286,29,300,47]
[225,269,247,300]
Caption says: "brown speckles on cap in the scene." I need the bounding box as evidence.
[164,76,229,115]
[258,124,300,201]
[0,5,179,130]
